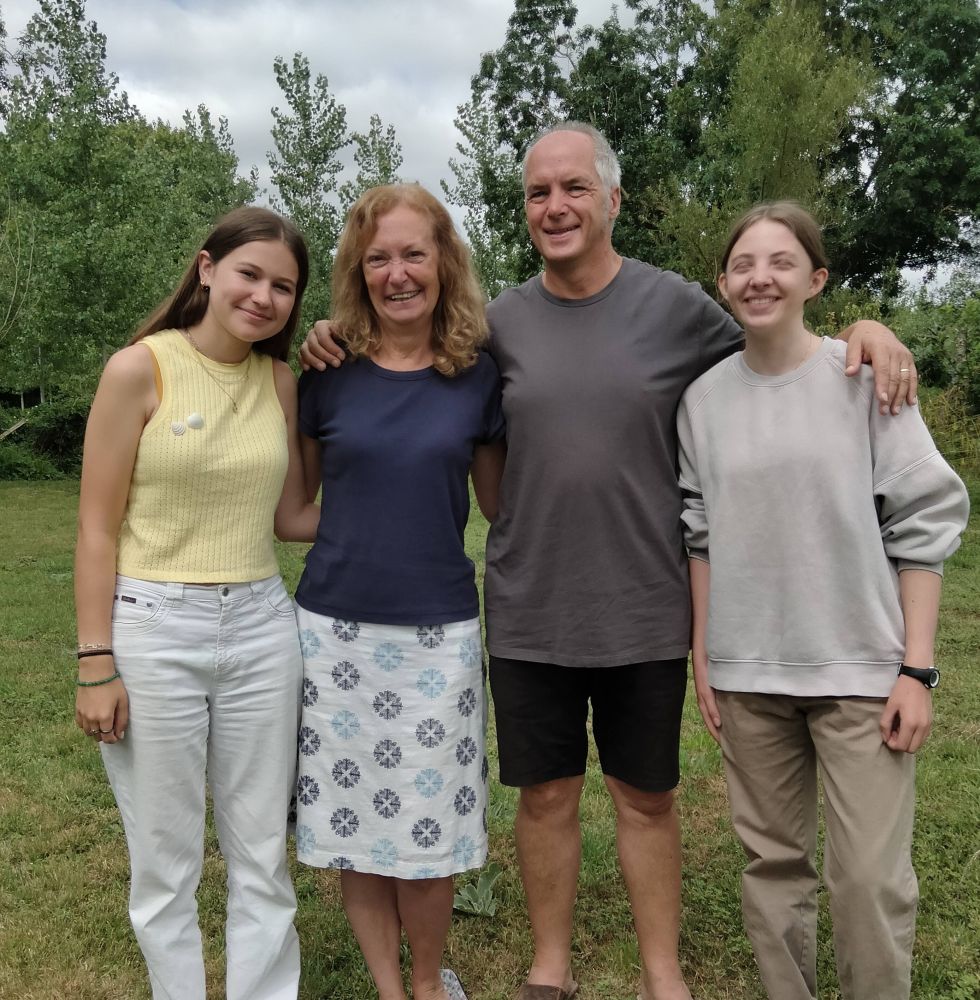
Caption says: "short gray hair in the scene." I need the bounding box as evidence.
[521,121,622,194]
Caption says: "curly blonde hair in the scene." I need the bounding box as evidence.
[332,184,487,377]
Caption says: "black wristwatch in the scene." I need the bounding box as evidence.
[898,664,940,689]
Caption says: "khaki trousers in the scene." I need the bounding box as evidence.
[715,692,917,1000]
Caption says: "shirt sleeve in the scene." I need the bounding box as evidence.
[677,389,709,562]
[479,354,506,444]
[699,292,744,371]
[870,400,970,575]
[297,368,322,439]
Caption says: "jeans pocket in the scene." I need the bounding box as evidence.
[111,581,172,632]
[258,578,297,622]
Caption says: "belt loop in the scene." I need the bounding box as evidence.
[166,582,185,601]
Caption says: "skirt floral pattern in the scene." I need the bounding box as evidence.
[294,609,489,878]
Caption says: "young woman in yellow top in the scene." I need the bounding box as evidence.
[74,207,317,1000]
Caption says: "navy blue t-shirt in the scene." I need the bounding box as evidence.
[294,350,505,625]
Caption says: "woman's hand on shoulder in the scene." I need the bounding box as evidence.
[298,320,345,371]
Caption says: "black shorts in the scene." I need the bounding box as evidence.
[488,655,688,793]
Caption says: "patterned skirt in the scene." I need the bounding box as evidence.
[294,609,489,878]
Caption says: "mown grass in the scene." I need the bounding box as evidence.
[1,476,978,1000]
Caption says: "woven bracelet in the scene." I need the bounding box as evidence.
[76,671,121,687]
[77,648,113,659]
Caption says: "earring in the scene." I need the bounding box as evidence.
[201,283,210,293]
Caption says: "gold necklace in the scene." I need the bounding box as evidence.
[182,329,251,413]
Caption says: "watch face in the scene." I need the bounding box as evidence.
[900,665,940,688]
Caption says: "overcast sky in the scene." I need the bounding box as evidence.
[2,0,624,223]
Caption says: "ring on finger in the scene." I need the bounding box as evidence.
[99,729,113,735]
[899,368,911,374]
[88,729,100,736]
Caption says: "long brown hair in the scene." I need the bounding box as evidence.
[331,184,487,377]
[131,207,309,361]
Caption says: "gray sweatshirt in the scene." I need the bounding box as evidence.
[677,337,970,698]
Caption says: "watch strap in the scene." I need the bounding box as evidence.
[898,664,940,689]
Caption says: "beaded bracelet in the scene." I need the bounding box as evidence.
[76,671,121,687]
[77,648,114,660]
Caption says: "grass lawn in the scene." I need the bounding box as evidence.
[1,478,978,999]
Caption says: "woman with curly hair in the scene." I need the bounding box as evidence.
[292,184,504,1000]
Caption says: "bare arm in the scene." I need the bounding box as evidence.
[879,569,942,753]
[470,441,506,523]
[688,556,720,743]
[838,320,917,415]
[298,320,345,371]
[74,345,156,743]
[272,361,321,543]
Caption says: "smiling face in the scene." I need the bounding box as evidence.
[198,239,299,352]
[718,219,828,336]
[362,205,441,338]
[523,130,620,271]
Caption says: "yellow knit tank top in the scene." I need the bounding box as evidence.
[116,329,288,582]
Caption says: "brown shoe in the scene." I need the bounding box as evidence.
[515,983,579,1000]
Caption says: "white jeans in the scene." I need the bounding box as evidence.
[101,575,303,1000]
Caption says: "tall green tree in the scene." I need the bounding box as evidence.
[268,53,349,325]
[0,194,36,347]
[0,0,255,398]
[459,0,710,283]
[675,0,979,289]
[563,2,709,270]
[339,113,403,211]
[826,0,980,288]
[650,1,869,289]
[442,92,526,296]
[462,0,978,291]
[0,12,10,117]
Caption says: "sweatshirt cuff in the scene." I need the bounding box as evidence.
[897,560,944,577]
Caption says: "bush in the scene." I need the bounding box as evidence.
[20,397,91,475]
[808,281,980,416]
[0,396,91,476]
[0,440,64,480]
[919,386,980,475]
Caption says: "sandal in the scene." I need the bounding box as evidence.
[441,968,469,1000]
[515,982,579,1000]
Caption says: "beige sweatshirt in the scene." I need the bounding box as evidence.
[677,337,970,698]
